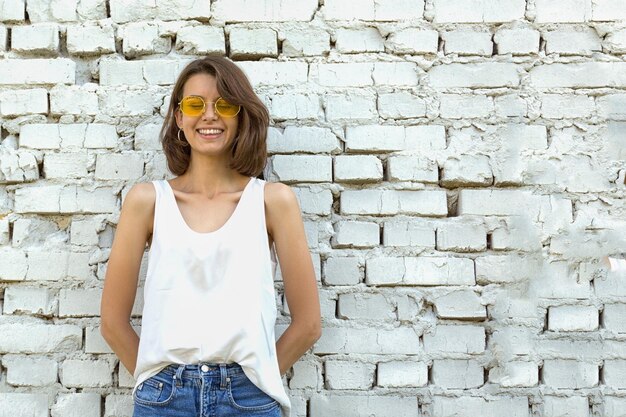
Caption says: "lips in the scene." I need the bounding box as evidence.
[196,128,223,139]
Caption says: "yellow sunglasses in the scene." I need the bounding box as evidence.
[177,96,241,118]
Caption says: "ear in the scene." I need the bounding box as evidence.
[174,108,182,129]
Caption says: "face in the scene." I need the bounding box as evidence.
[174,73,239,156]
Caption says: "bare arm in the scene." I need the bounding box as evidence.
[100,182,155,377]
[265,182,322,377]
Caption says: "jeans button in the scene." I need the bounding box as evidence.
[201,365,209,372]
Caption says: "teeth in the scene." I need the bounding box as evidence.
[198,129,223,135]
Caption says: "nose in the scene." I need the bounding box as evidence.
[202,102,218,119]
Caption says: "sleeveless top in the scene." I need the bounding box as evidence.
[132,176,291,417]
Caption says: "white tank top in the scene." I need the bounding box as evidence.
[132,176,291,417]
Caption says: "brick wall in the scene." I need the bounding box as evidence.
[1,0,625,416]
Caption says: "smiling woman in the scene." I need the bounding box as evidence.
[100,57,321,417]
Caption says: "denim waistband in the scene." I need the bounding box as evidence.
[159,362,244,379]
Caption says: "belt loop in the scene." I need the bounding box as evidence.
[174,364,185,387]
[219,363,227,389]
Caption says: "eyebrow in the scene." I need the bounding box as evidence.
[185,94,221,100]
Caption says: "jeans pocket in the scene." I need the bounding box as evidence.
[227,373,279,411]
[134,370,177,406]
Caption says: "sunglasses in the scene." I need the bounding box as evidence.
[177,96,241,118]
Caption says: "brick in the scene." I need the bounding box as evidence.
[366,256,475,286]
[332,221,379,248]
[76,0,107,20]
[335,28,384,53]
[429,63,520,88]
[66,24,115,55]
[237,61,307,87]
[491,327,534,356]
[604,360,626,389]
[423,325,485,354]
[597,94,626,120]
[323,257,361,286]
[494,26,540,55]
[604,304,626,333]
[3,355,58,386]
[534,0,591,23]
[122,23,170,58]
[0,394,47,417]
[542,360,598,388]
[27,0,77,22]
[440,94,493,118]
[268,126,339,154]
[433,0,525,23]
[593,0,626,20]
[495,94,528,117]
[543,396,588,417]
[50,85,99,115]
[544,28,601,55]
[432,359,483,388]
[95,153,144,180]
[71,216,105,246]
[61,359,112,387]
[289,360,322,390]
[0,322,82,353]
[283,27,330,56]
[0,58,75,85]
[14,185,117,214]
[325,91,377,122]
[489,361,538,387]
[0,148,39,183]
[605,397,626,417]
[433,289,486,319]
[229,27,277,59]
[605,29,626,54]
[51,393,101,417]
[213,0,317,22]
[387,156,438,182]
[325,360,375,389]
[377,361,427,387]
[25,250,70,281]
[490,219,543,251]
[337,293,392,320]
[334,155,383,182]
[386,28,438,54]
[110,0,211,23]
[458,189,543,216]
[44,152,90,179]
[313,327,420,354]
[292,186,332,215]
[383,220,435,248]
[373,62,420,86]
[548,305,598,331]
[270,94,319,120]
[0,248,28,280]
[175,25,225,55]
[340,189,447,216]
[433,397,529,417]
[59,288,102,317]
[0,26,5,51]
[322,0,374,20]
[540,94,595,119]
[476,254,541,284]
[442,155,493,186]
[85,124,119,148]
[11,24,59,53]
[378,92,427,119]
[0,89,47,116]
[270,155,331,183]
[310,394,419,417]
[530,63,626,88]
[98,87,164,116]
[436,221,486,252]
[375,0,424,20]
[534,261,590,299]
[316,63,373,87]
[443,30,492,56]
[3,287,54,315]
[0,0,26,21]
[344,125,403,151]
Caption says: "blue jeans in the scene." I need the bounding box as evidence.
[132,362,281,417]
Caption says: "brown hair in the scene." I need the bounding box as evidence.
[160,57,270,177]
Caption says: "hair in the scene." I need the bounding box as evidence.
[160,57,270,178]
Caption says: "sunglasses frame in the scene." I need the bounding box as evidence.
[177,95,241,118]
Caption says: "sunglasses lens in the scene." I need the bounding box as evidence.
[180,97,204,116]
[215,98,240,117]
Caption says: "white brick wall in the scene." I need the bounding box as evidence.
[1,1,625,417]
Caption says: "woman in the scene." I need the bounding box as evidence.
[100,56,321,417]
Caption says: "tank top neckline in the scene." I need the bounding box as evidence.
[162,176,255,237]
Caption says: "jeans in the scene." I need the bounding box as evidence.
[132,362,281,417]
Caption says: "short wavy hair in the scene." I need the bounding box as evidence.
[160,57,270,177]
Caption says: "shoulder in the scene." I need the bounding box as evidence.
[123,181,156,208]
[263,181,300,233]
